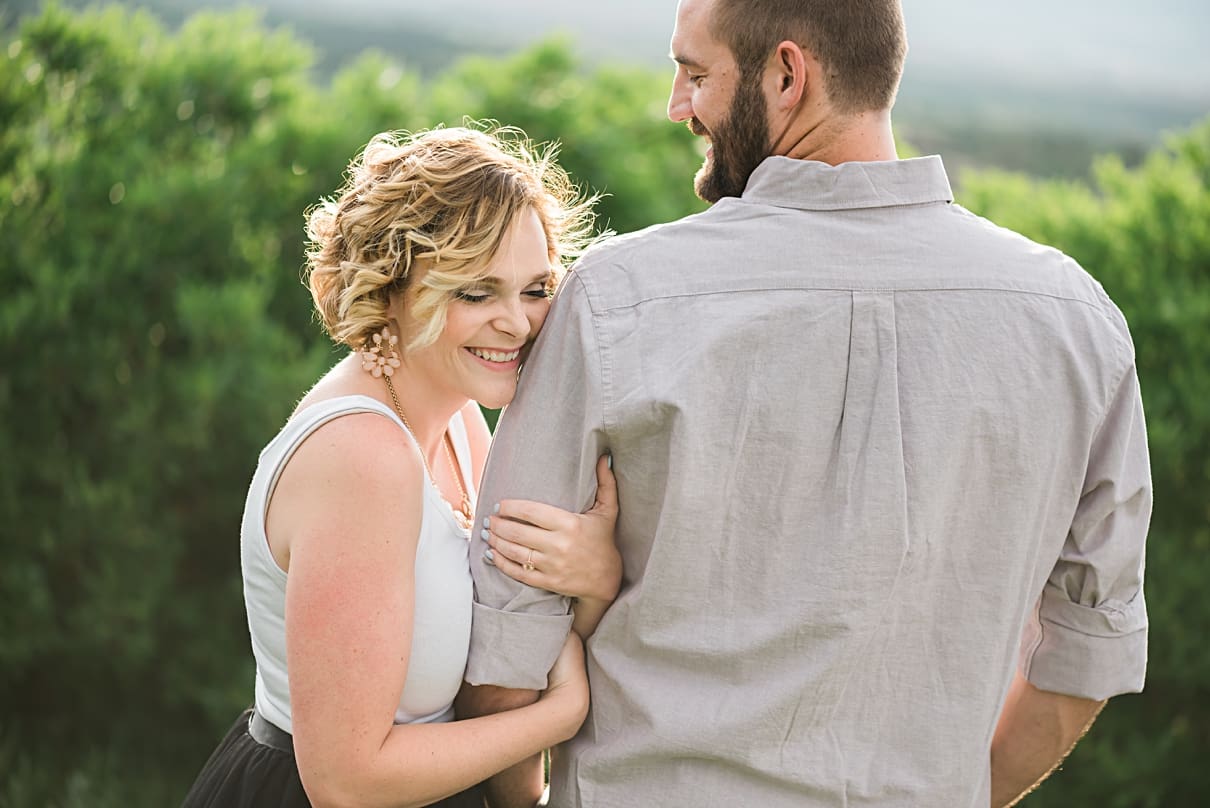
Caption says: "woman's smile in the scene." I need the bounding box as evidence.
[465,345,524,371]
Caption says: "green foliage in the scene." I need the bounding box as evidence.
[0,7,699,805]
[429,38,704,234]
[961,120,1210,806]
[0,4,338,800]
[1,4,1206,806]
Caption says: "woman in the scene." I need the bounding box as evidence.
[184,126,621,808]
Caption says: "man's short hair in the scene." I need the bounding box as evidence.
[711,0,906,113]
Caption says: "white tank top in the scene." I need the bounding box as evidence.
[241,395,476,733]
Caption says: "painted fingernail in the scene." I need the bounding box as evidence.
[480,528,490,543]
[483,516,490,529]
[493,503,500,514]
[484,548,495,564]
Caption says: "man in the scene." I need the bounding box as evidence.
[463,1,1151,806]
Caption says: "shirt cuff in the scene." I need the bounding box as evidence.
[1021,583,1148,701]
[465,601,574,690]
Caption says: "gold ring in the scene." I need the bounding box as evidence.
[523,549,536,572]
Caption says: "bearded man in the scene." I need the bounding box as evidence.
[462,2,1151,806]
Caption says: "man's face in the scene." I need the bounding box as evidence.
[668,0,772,203]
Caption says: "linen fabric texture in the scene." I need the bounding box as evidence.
[466,156,1151,807]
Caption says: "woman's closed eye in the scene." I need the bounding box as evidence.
[455,272,553,304]
[456,289,548,304]
[454,288,491,304]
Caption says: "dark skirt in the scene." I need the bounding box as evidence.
[182,708,486,808]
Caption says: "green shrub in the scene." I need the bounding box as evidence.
[1,4,1205,805]
[960,120,1210,806]
[0,6,337,797]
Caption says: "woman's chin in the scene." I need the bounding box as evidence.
[475,390,516,411]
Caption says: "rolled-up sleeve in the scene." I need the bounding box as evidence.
[465,272,607,689]
[1022,358,1151,701]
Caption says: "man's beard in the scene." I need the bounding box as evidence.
[692,73,770,203]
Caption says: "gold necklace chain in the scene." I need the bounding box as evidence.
[384,375,473,531]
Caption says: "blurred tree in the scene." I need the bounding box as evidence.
[960,120,1210,806]
[1,3,1205,806]
[0,5,338,802]
[428,38,705,234]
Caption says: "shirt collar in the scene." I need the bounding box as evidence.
[741,155,953,211]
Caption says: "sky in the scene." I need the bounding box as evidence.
[261,0,1210,100]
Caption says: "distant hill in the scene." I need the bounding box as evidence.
[267,0,1210,99]
[12,0,1206,97]
[1,0,510,76]
[7,0,1208,178]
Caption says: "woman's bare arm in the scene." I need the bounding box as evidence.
[272,414,587,808]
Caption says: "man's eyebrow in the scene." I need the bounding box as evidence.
[670,51,705,69]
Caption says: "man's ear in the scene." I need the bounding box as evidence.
[770,40,809,110]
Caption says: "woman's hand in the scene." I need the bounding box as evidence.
[482,455,620,602]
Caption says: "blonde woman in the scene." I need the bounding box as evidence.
[183,127,620,808]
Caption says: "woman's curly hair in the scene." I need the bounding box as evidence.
[305,124,600,351]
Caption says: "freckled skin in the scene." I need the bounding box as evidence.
[395,208,554,412]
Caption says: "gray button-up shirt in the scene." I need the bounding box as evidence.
[467,156,1150,807]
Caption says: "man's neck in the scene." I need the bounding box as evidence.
[776,109,898,165]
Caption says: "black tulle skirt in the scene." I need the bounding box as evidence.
[182,708,486,808]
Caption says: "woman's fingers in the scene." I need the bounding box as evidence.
[494,498,574,532]
[591,454,618,513]
[486,529,541,569]
[483,453,620,599]
[483,514,559,556]
[486,538,541,587]
[495,452,616,527]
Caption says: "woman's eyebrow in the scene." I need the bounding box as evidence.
[469,270,552,289]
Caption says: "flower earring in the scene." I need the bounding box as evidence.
[360,327,401,378]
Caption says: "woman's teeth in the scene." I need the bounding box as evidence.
[468,347,520,363]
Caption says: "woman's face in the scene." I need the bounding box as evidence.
[401,207,554,410]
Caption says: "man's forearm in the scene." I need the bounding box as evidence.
[990,671,1106,807]
[456,684,544,808]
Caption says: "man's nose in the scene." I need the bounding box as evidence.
[667,74,692,123]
